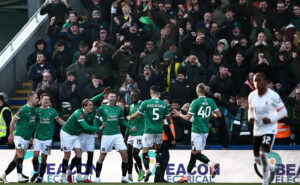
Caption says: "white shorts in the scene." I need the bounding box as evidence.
[60,130,81,152]
[191,132,208,151]
[33,139,52,155]
[142,133,163,148]
[100,134,127,153]
[79,133,95,152]
[14,136,30,151]
[127,135,143,150]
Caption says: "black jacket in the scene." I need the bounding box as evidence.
[169,80,195,106]
[60,81,83,113]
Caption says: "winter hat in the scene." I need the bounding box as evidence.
[218,39,229,50]
[233,22,242,30]
[92,10,101,16]
[163,50,174,60]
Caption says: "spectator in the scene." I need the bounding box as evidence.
[112,40,137,87]
[87,41,114,87]
[233,0,251,35]
[119,74,138,105]
[40,0,71,27]
[251,52,272,78]
[168,41,183,64]
[208,65,235,100]
[113,2,135,34]
[61,11,81,30]
[128,64,161,100]
[169,99,186,145]
[137,40,160,75]
[291,3,300,33]
[66,54,92,87]
[73,40,89,63]
[52,40,73,82]
[160,50,181,91]
[80,0,112,24]
[83,74,104,99]
[269,0,291,32]
[239,71,255,97]
[291,49,300,82]
[169,70,195,107]
[26,39,52,71]
[230,52,250,94]
[178,53,206,87]
[28,51,56,90]
[206,52,223,83]
[60,70,83,112]
[0,93,12,145]
[219,8,237,41]
[36,71,60,110]
[195,12,212,33]
[247,0,271,30]
[85,10,108,44]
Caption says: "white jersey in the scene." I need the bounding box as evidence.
[248,88,285,136]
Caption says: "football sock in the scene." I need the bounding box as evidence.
[62,159,69,173]
[5,160,16,175]
[133,155,143,170]
[32,159,39,172]
[143,153,150,170]
[122,162,128,177]
[187,153,197,174]
[95,162,102,177]
[75,157,82,174]
[155,149,162,165]
[69,157,76,172]
[86,152,93,175]
[260,151,269,185]
[195,153,210,164]
[40,163,47,178]
[128,152,133,174]
[16,158,24,174]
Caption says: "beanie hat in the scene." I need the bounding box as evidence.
[163,50,174,60]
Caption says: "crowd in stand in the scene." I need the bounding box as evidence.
[21,0,300,147]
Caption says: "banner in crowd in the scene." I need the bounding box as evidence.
[0,150,299,183]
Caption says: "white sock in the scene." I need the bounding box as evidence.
[61,173,66,177]
[260,152,269,185]
[255,156,261,165]
[208,161,213,167]
[84,175,89,180]
[18,173,23,179]
[122,176,127,180]
[128,174,132,179]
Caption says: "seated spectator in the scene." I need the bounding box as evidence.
[169,70,195,106]
[119,74,138,105]
[178,53,206,88]
[60,70,83,112]
[73,40,89,63]
[36,71,60,110]
[52,40,73,82]
[87,41,114,87]
[26,39,52,71]
[66,54,92,87]
[83,74,104,99]
[0,93,12,145]
[28,51,56,90]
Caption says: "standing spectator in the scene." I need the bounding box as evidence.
[169,70,195,106]
[269,0,291,32]
[60,71,83,113]
[40,0,71,27]
[36,71,60,110]
[138,40,160,75]
[247,0,271,30]
[113,2,135,34]
[62,11,81,30]
[28,52,56,91]
[230,52,249,94]
[66,54,92,87]
[87,41,114,87]
[178,53,206,88]
[52,40,73,82]
[219,8,236,41]
[83,74,104,99]
[80,0,112,24]
[119,74,138,105]
[26,39,52,71]
[240,71,255,97]
[73,40,89,63]
[0,94,12,145]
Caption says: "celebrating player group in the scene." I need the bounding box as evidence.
[0,73,287,185]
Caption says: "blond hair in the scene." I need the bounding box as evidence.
[196,83,210,95]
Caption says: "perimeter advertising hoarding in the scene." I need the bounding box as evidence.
[0,150,298,183]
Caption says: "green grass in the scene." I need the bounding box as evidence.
[4,182,290,185]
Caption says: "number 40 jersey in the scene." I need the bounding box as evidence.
[188,96,219,134]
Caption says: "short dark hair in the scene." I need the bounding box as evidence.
[37,51,46,56]
[254,72,267,81]
[150,86,161,94]
[27,91,37,100]
[82,99,92,107]
[107,89,117,96]
[40,93,49,99]
[92,74,102,80]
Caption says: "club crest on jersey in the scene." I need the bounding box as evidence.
[265,101,268,105]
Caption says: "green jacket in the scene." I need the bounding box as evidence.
[66,62,92,86]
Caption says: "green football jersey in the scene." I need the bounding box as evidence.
[189,96,219,134]
[138,98,169,134]
[62,108,100,135]
[95,105,129,135]
[14,104,36,140]
[35,107,59,140]
[82,106,98,134]
[128,100,144,136]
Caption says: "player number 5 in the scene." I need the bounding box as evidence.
[153,108,159,120]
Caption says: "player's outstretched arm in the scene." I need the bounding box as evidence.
[57,118,66,126]
[91,92,104,103]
